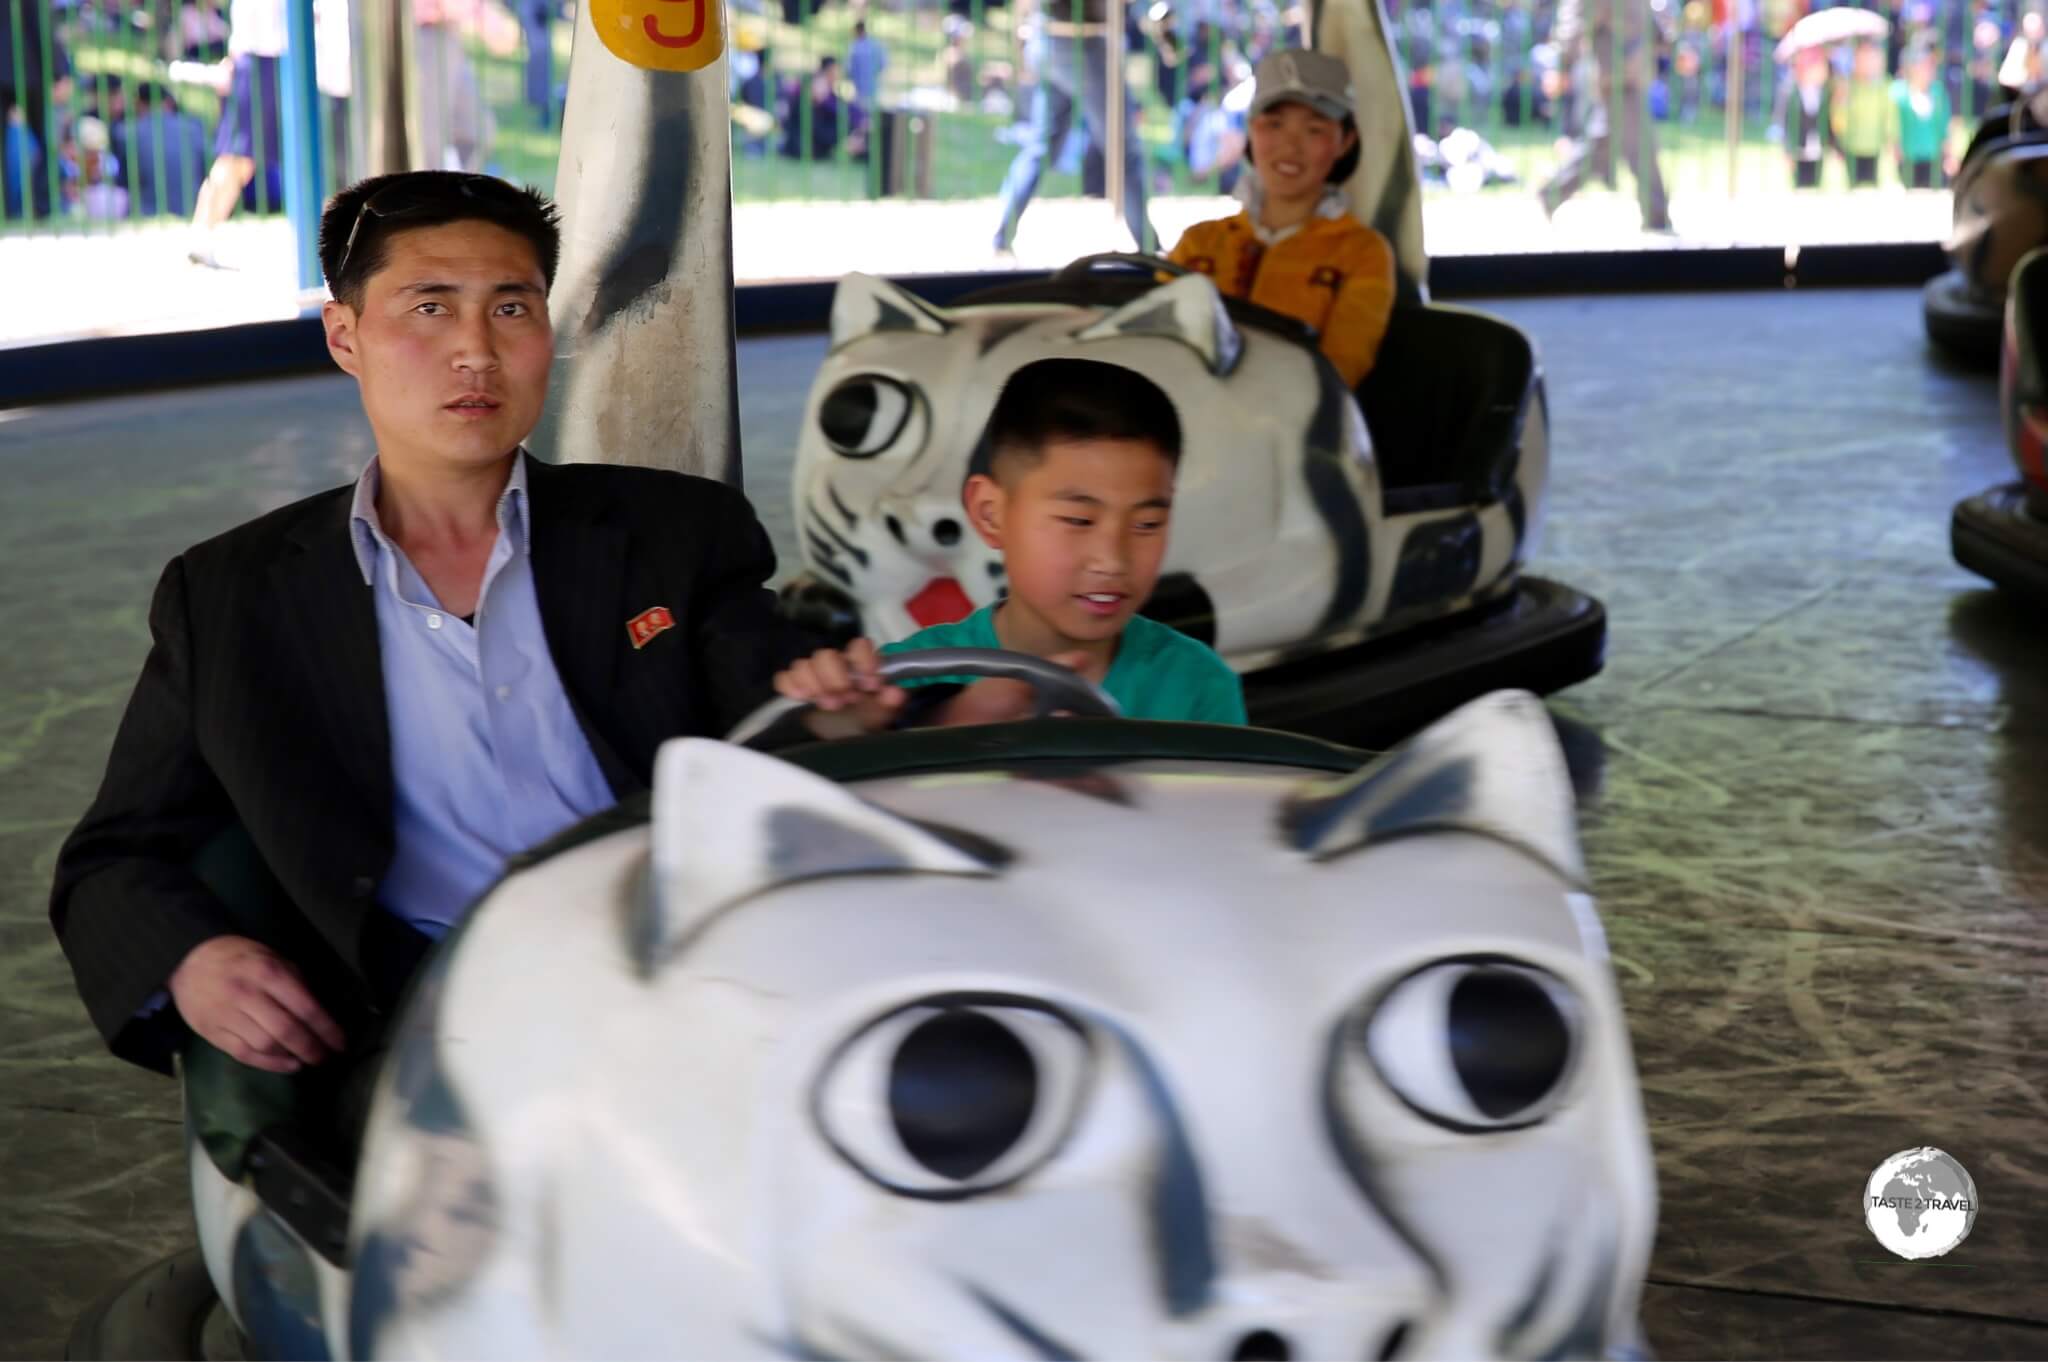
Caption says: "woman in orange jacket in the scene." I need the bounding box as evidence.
[1168,48,1396,389]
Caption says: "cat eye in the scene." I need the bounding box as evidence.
[813,996,1094,1198]
[818,374,918,458]
[1335,960,1580,1133]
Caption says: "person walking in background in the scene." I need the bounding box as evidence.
[514,0,556,129]
[1832,39,1890,187]
[991,0,1155,256]
[1892,38,1953,187]
[1536,0,1673,231]
[187,0,287,267]
[414,0,507,172]
[315,0,354,170]
[848,20,888,111]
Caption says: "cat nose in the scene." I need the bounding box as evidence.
[932,517,962,546]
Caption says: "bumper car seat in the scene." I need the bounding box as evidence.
[69,824,362,1362]
[1356,302,1536,515]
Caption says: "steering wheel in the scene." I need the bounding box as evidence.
[1056,251,1190,280]
[724,648,1122,748]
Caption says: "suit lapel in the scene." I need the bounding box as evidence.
[271,493,394,826]
[526,455,636,789]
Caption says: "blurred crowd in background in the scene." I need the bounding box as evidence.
[3,0,2038,230]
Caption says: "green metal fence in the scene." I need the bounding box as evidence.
[0,0,2023,309]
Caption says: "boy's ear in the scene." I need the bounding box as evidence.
[322,299,362,378]
[962,473,1007,549]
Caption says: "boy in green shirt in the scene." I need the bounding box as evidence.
[773,357,1248,727]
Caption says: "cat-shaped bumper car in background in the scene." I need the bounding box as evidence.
[1925,92,2048,369]
[71,671,1656,1360]
[1954,244,2048,598]
[779,256,1605,749]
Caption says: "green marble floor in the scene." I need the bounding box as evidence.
[2,291,2044,1359]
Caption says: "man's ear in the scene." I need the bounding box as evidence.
[322,298,362,378]
[962,473,1007,550]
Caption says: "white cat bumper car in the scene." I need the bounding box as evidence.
[1926,95,2048,369]
[71,671,1656,1361]
[1953,244,2048,599]
[779,257,1605,748]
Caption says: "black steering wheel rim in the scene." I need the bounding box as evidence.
[1055,251,1190,280]
[725,648,1122,749]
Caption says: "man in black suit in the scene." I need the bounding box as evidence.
[51,171,801,1098]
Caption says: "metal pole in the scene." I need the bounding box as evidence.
[351,0,421,177]
[1106,0,1128,249]
[280,0,326,287]
[1320,0,1428,297]
[528,0,740,484]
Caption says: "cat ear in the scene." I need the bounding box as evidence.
[830,272,954,351]
[1278,690,1585,886]
[638,739,1004,971]
[1072,272,1245,376]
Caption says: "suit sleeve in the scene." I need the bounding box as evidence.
[1320,231,1398,389]
[690,483,814,735]
[49,556,240,1074]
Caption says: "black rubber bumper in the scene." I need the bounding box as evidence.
[1244,576,1607,748]
[1923,268,2006,371]
[1953,481,2048,600]
[67,1248,227,1362]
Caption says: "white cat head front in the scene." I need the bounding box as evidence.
[349,693,1657,1360]
[795,271,1384,655]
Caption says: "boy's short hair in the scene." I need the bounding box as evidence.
[980,358,1183,480]
[319,171,561,311]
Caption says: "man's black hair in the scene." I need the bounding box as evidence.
[318,170,561,311]
[1245,110,1363,185]
[982,358,1182,479]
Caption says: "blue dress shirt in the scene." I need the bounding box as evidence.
[348,455,617,937]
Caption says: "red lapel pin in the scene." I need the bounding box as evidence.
[627,606,677,649]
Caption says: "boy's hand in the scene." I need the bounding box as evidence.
[937,651,1095,727]
[775,639,906,736]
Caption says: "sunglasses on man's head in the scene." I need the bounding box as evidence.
[333,173,532,283]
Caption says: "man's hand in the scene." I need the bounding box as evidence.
[775,638,907,736]
[168,936,345,1074]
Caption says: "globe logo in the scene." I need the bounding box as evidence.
[1865,1148,1978,1260]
